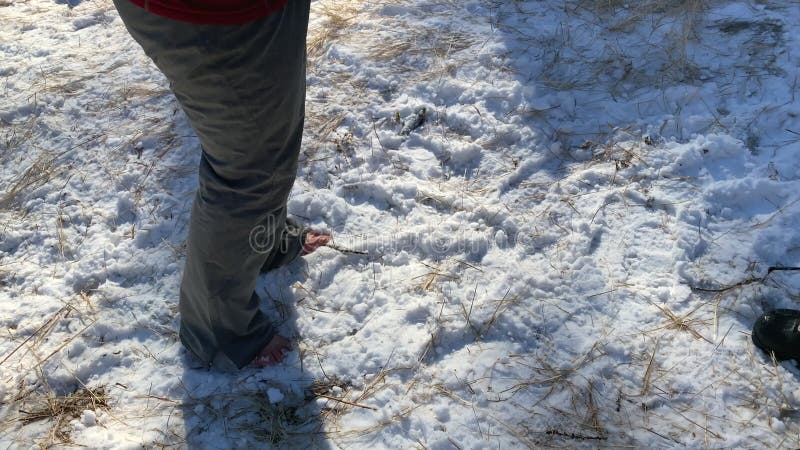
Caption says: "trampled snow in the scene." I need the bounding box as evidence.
[1,0,800,448]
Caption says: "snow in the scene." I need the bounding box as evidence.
[266,387,284,404]
[1,0,800,448]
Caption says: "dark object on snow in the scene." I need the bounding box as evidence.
[752,309,800,361]
[400,106,426,136]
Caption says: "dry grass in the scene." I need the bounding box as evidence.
[0,151,61,210]
[18,386,109,445]
[364,26,475,64]
[118,83,170,102]
[0,306,68,367]
[332,405,421,440]
[348,3,478,81]
[583,0,708,29]
[0,116,36,158]
[151,389,319,447]
[303,109,348,160]
[645,298,713,344]
[242,401,307,446]
[509,0,714,106]
[307,0,362,63]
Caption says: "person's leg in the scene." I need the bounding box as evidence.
[113,0,310,369]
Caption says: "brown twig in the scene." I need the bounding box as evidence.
[690,266,800,293]
[327,243,368,255]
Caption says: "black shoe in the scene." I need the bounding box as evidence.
[752,309,800,361]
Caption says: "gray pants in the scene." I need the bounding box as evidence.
[113,0,310,369]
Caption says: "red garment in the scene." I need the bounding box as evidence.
[128,0,289,25]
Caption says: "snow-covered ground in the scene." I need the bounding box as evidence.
[1,0,800,448]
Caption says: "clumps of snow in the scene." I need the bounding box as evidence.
[266,387,284,404]
[1,0,800,448]
[80,409,96,427]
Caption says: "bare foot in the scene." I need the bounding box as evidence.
[252,334,292,367]
[301,230,332,256]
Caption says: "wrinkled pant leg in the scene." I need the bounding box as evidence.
[259,217,306,273]
[113,0,310,369]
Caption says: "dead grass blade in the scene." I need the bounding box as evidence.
[641,338,659,396]
[19,386,109,444]
[0,306,68,367]
[0,152,61,210]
